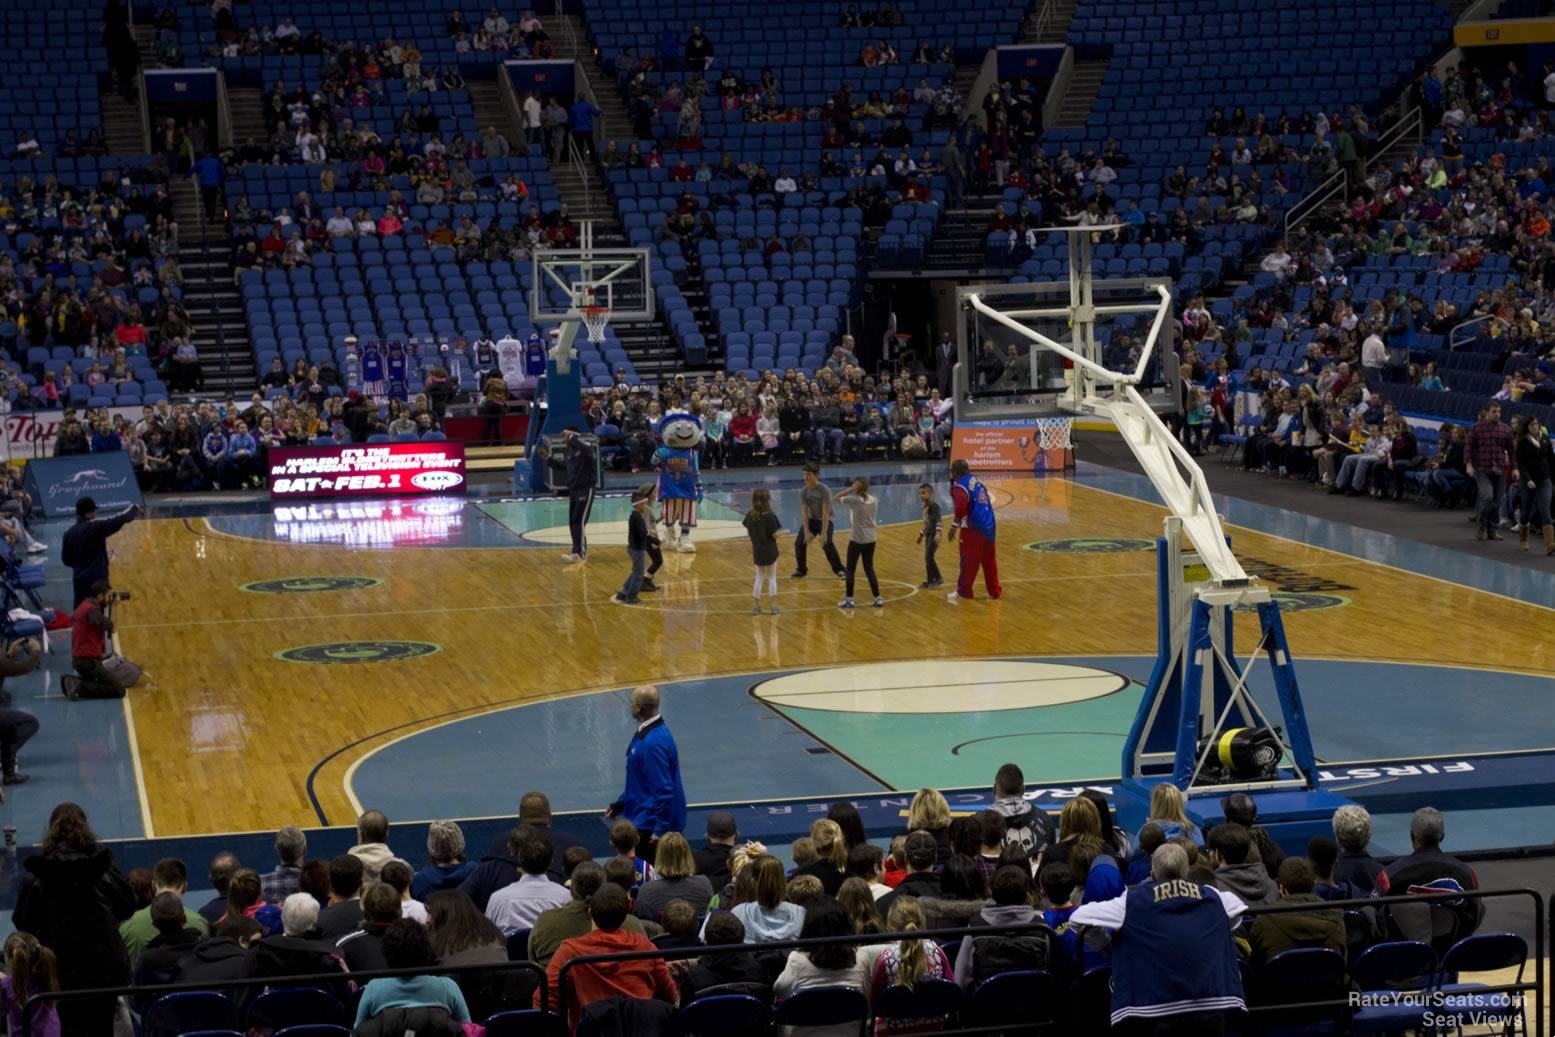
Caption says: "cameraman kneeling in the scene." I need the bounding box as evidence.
[63,581,145,700]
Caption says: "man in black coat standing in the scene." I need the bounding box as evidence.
[934,332,958,397]
[561,428,597,561]
[61,496,141,609]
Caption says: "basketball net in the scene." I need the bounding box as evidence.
[1033,416,1073,450]
[580,290,610,344]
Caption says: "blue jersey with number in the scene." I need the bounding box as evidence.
[955,473,997,539]
[525,333,547,376]
[361,342,384,383]
[386,341,407,382]
[653,446,700,499]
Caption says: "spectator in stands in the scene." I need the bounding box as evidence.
[14,803,136,1034]
[1381,807,1483,938]
[424,890,514,1017]
[774,895,869,998]
[685,24,714,70]
[132,892,205,991]
[732,855,805,942]
[539,883,675,1029]
[193,852,242,925]
[412,821,476,901]
[529,861,645,966]
[953,863,1052,988]
[484,829,567,936]
[317,854,367,940]
[1247,859,1346,968]
[120,858,209,964]
[877,831,940,916]
[694,812,739,890]
[568,96,601,160]
[1221,794,1285,880]
[1208,823,1277,907]
[354,919,470,1029]
[349,810,395,883]
[1468,401,1516,541]
[336,881,402,972]
[252,892,342,981]
[1305,837,1365,902]
[635,832,715,920]
[678,913,772,1001]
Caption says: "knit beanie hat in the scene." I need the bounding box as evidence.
[427,820,465,863]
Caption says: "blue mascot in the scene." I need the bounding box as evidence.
[654,411,704,553]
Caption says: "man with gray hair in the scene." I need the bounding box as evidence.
[1381,807,1483,939]
[261,825,308,904]
[1330,804,1388,895]
[1071,843,1247,1032]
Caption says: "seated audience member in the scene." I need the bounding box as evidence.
[878,831,941,914]
[634,831,716,920]
[254,892,347,981]
[354,919,471,1030]
[336,882,404,972]
[1221,793,1285,880]
[317,854,367,939]
[1331,804,1389,895]
[1247,859,1346,967]
[199,852,242,924]
[1140,782,1203,846]
[732,855,806,942]
[609,819,655,885]
[527,862,647,966]
[132,892,204,991]
[171,916,263,992]
[651,899,702,950]
[350,810,395,882]
[121,858,209,964]
[919,854,991,929]
[427,889,533,1021]
[539,884,677,1031]
[846,844,891,901]
[1381,807,1484,941]
[460,826,531,911]
[380,859,427,923]
[871,896,956,1028]
[1209,823,1278,907]
[694,811,739,890]
[485,829,568,935]
[785,874,826,909]
[498,792,584,883]
[1305,837,1365,902]
[261,826,308,904]
[218,868,282,936]
[413,821,477,900]
[953,864,1050,987]
[677,912,776,1002]
[990,762,1056,861]
[1070,844,1247,1031]
[790,819,848,895]
[1127,824,1167,885]
[774,896,870,998]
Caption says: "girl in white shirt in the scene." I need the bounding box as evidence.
[774,896,871,1037]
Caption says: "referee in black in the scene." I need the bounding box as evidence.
[563,426,598,561]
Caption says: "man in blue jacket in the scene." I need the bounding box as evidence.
[606,685,686,864]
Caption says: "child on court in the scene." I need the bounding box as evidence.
[835,477,882,608]
[614,486,654,604]
[642,485,664,593]
[744,488,783,614]
[916,482,944,588]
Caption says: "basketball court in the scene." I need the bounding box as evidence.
[6,232,1554,863]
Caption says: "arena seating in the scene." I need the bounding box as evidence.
[0,0,107,155]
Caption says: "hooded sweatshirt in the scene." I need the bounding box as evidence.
[731,900,806,943]
[1214,861,1278,907]
[1247,893,1345,966]
[953,904,1038,986]
[990,795,1055,859]
[170,936,257,997]
[538,927,677,1031]
[349,841,395,883]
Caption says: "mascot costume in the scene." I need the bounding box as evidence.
[654,412,704,553]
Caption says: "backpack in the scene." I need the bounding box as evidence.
[969,924,1062,986]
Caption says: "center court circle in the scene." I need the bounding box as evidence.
[751,659,1128,714]
[522,517,750,547]
[276,641,443,664]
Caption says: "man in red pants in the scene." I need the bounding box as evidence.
[948,458,1002,599]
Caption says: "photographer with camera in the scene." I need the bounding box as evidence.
[61,497,143,609]
[62,581,145,700]
[0,636,42,784]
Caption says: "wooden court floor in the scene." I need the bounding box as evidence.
[112,477,1554,837]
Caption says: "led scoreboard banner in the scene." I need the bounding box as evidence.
[267,442,468,499]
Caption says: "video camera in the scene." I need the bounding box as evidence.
[107,590,133,603]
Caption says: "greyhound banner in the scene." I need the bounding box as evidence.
[21,451,144,519]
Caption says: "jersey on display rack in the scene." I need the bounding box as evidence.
[385,340,409,400]
[361,340,385,392]
[525,332,547,377]
[494,334,524,390]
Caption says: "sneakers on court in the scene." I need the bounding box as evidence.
[561,553,580,562]
[751,604,762,615]
[833,569,846,578]
[837,597,855,609]
[639,579,658,593]
[614,593,640,604]
[873,597,884,608]
[768,606,781,615]
[946,591,962,603]
[791,569,807,578]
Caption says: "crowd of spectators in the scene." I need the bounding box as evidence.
[3,782,1490,1034]
[0,171,200,409]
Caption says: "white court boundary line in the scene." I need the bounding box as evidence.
[111,626,156,839]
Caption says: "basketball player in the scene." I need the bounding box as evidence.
[561,427,597,562]
[948,458,1001,600]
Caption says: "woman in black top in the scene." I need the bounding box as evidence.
[1513,415,1554,554]
[744,488,782,614]
[790,819,847,895]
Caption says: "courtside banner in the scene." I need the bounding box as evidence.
[23,451,144,519]
[949,418,1074,473]
[267,442,468,499]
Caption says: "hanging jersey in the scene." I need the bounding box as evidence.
[494,335,524,389]
[474,338,496,370]
[361,341,385,385]
[386,341,408,399]
[525,332,547,376]
[954,473,998,539]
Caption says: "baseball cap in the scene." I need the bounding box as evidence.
[905,830,938,869]
[706,811,738,839]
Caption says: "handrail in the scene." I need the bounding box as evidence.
[1449,312,1509,351]
[556,0,577,55]
[565,131,591,210]
[1282,168,1347,246]
[189,173,233,393]
[1367,104,1423,174]
[1030,0,1056,42]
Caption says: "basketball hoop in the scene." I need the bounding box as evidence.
[580,304,611,344]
